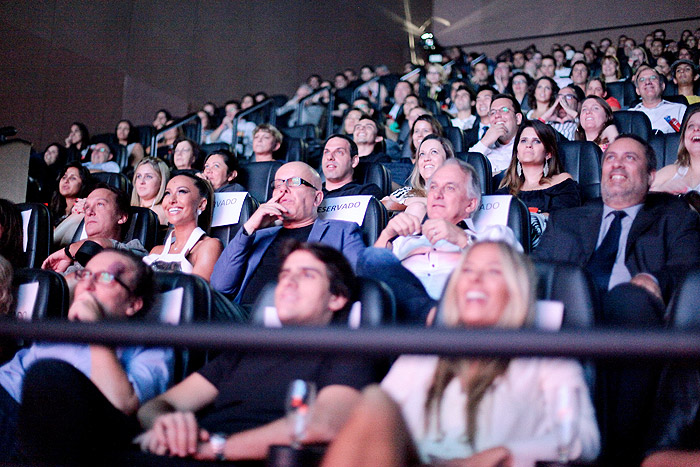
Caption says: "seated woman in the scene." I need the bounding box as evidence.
[585,78,621,111]
[526,77,559,121]
[342,108,364,135]
[29,143,67,203]
[322,241,600,466]
[200,149,245,192]
[651,106,700,194]
[50,162,93,248]
[143,173,222,281]
[423,63,448,105]
[115,119,145,171]
[148,119,184,159]
[575,96,619,151]
[628,47,648,76]
[152,109,172,130]
[131,157,170,226]
[382,128,450,217]
[507,72,532,112]
[498,121,580,247]
[600,55,623,84]
[0,255,15,364]
[171,138,201,172]
[64,121,90,163]
[197,110,213,145]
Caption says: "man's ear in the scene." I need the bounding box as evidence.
[351,155,359,169]
[313,189,324,207]
[125,296,143,317]
[374,135,384,143]
[516,113,523,125]
[328,294,348,313]
[117,213,128,225]
[464,196,480,218]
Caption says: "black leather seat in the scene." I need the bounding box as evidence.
[91,172,132,198]
[135,125,155,149]
[534,261,597,329]
[360,197,388,246]
[444,126,465,153]
[12,268,69,321]
[354,161,392,198]
[210,193,259,246]
[281,124,318,142]
[200,142,233,158]
[16,202,52,268]
[238,161,285,203]
[435,112,452,130]
[281,137,307,162]
[649,132,681,169]
[250,277,396,327]
[71,206,159,252]
[606,81,637,109]
[613,111,653,141]
[557,141,603,202]
[455,152,493,195]
[668,268,700,329]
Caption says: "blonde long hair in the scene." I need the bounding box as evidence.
[426,241,535,446]
[130,157,170,208]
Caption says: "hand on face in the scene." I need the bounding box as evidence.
[242,190,288,234]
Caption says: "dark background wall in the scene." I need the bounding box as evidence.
[433,0,698,57]
[0,0,431,150]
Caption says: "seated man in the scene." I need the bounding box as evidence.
[83,143,120,173]
[569,61,590,94]
[42,184,148,274]
[211,161,365,305]
[534,134,700,465]
[321,134,382,199]
[0,249,172,463]
[450,85,477,131]
[134,242,375,462]
[359,159,517,324]
[352,115,391,164]
[631,67,687,134]
[468,93,523,174]
[276,84,324,127]
[541,85,583,141]
[671,59,700,105]
[251,123,283,162]
[207,100,256,156]
[463,86,497,149]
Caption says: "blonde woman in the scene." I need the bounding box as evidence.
[131,157,170,225]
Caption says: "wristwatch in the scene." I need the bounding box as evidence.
[209,433,227,461]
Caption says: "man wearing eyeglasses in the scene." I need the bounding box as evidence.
[468,94,523,174]
[0,249,172,462]
[631,66,686,134]
[540,85,583,141]
[211,161,366,306]
[83,143,120,174]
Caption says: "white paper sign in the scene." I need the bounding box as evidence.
[15,282,39,321]
[21,209,31,252]
[151,287,184,325]
[472,195,512,231]
[317,195,371,226]
[211,192,248,228]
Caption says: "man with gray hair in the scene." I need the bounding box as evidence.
[631,66,686,134]
[358,159,518,324]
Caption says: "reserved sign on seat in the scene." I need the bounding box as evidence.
[211,192,248,227]
[317,195,371,226]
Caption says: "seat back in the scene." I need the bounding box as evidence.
[472,195,531,253]
[455,152,493,195]
[649,132,681,169]
[91,172,132,198]
[534,261,597,329]
[668,268,700,329]
[16,202,51,268]
[149,271,213,381]
[281,124,318,142]
[210,193,259,246]
[238,161,285,203]
[135,125,155,149]
[200,142,232,158]
[12,268,69,321]
[354,161,392,198]
[605,81,637,109]
[444,126,465,153]
[250,277,396,327]
[558,141,602,202]
[360,197,389,246]
[613,111,652,140]
[282,137,307,162]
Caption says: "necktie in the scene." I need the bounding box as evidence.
[586,211,626,292]
[480,125,489,139]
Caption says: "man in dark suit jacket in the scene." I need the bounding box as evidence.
[534,134,700,466]
[211,162,366,304]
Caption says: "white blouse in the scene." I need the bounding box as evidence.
[381,355,600,467]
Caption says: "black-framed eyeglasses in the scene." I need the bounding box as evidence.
[75,269,133,294]
[271,177,316,190]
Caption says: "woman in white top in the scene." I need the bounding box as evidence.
[131,157,170,226]
[322,242,600,467]
[652,107,700,194]
[143,173,222,281]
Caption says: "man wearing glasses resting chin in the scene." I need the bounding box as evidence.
[467,94,523,174]
[210,161,366,307]
[0,249,173,464]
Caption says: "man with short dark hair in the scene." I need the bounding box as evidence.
[570,60,590,93]
[321,134,382,199]
[450,86,477,131]
[672,59,700,104]
[352,115,390,163]
[471,60,491,87]
[539,55,556,78]
[211,162,366,305]
[631,67,687,133]
[463,86,497,148]
[468,94,523,173]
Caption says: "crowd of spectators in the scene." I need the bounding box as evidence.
[0,25,699,466]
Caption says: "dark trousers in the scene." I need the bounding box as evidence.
[0,384,20,462]
[17,359,140,465]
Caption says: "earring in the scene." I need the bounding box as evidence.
[516,161,522,177]
[543,160,549,177]
[196,209,202,216]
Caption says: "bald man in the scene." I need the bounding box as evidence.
[211,162,366,305]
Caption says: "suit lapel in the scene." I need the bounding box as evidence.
[625,203,656,258]
[308,219,328,242]
[581,205,604,261]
